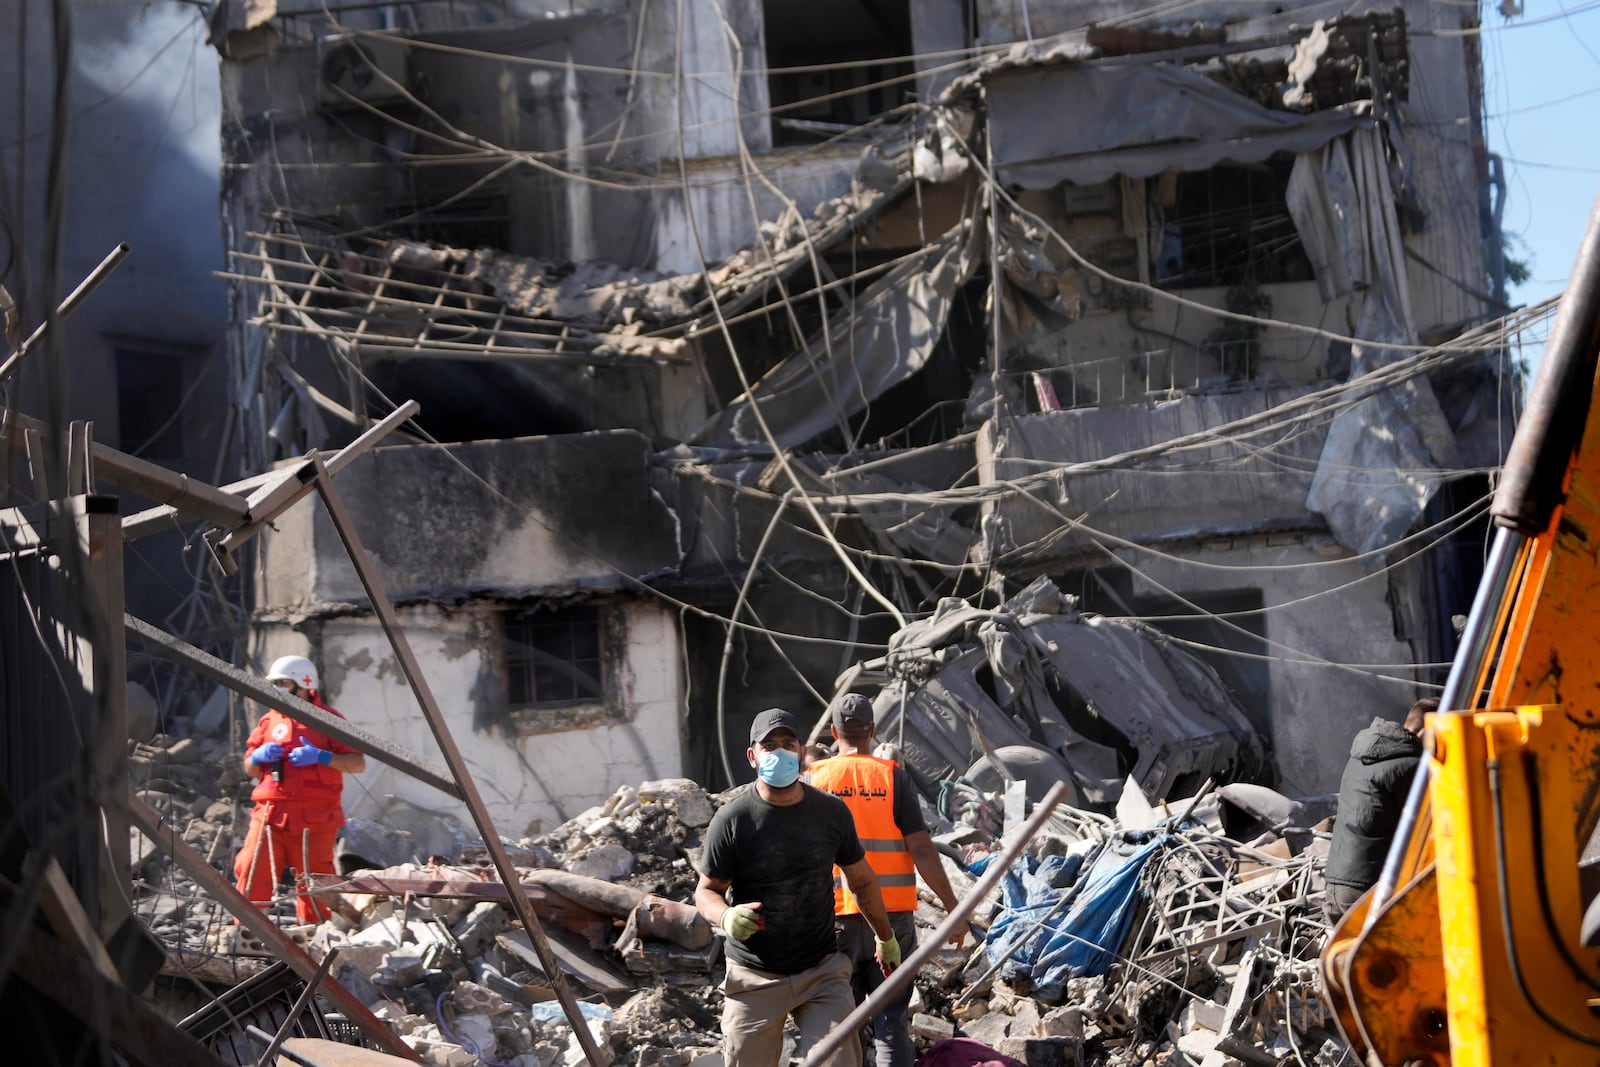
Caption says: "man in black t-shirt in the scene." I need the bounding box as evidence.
[696,708,898,1067]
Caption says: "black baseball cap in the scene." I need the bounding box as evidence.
[830,693,876,734]
[749,708,800,745]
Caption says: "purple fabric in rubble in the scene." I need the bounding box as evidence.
[916,1037,1026,1067]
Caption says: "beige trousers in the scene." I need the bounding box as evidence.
[721,952,862,1067]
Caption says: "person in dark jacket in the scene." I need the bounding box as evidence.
[1323,698,1433,921]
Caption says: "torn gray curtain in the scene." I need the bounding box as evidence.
[1298,129,1459,563]
[690,220,982,451]
[986,60,1371,189]
[1286,137,1366,301]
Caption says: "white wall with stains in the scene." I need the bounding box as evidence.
[257,598,684,840]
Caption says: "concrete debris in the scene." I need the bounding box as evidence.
[858,577,1267,815]
[130,721,1353,1067]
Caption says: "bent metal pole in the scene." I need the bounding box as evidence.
[310,455,607,1067]
[800,780,1070,1067]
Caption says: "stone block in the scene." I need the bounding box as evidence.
[374,947,427,987]
[998,1037,1077,1067]
[1178,1027,1222,1060]
[1009,998,1042,1036]
[348,916,405,949]
[454,1013,498,1057]
[673,791,715,829]
[1179,999,1228,1035]
[454,980,517,1016]
[453,900,512,956]
[371,1002,425,1035]
[620,936,721,976]
[1040,1007,1082,1040]
[911,1013,955,1043]
[568,842,635,882]
[129,826,163,880]
[961,1011,1013,1049]
[165,738,202,763]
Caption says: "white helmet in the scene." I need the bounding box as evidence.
[265,655,319,692]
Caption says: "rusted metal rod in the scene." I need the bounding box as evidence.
[122,794,421,1062]
[126,399,419,544]
[0,243,130,387]
[311,457,608,1067]
[2,409,251,525]
[255,947,339,1067]
[207,399,421,574]
[243,1029,334,1067]
[125,613,462,799]
[801,780,1070,1067]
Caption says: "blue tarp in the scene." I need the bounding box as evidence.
[977,832,1169,1002]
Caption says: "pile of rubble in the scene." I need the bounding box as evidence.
[923,784,1346,1067]
[129,729,1352,1067]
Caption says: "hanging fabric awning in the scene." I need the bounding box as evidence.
[986,60,1371,189]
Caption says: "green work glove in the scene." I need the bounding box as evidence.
[720,903,764,940]
[876,933,902,974]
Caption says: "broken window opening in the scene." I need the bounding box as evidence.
[1152,157,1313,291]
[1040,666,1132,766]
[504,603,604,714]
[388,192,511,252]
[115,342,201,465]
[762,0,912,146]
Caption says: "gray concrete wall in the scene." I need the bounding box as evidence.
[254,597,684,836]
[259,431,681,612]
[1102,534,1424,796]
[976,388,1330,558]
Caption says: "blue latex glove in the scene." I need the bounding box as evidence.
[288,736,332,768]
[250,742,285,765]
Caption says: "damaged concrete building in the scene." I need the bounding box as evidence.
[207,0,1515,834]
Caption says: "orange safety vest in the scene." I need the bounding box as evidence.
[810,753,919,914]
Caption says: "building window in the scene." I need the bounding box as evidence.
[391,192,511,252]
[505,603,604,711]
[762,0,912,145]
[1152,157,1313,290]
[115,345,194,464]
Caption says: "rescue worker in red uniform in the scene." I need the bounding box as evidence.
[809,694,963,1067]
[233,655,365,924]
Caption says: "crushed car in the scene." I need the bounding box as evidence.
[818,577,1267,812]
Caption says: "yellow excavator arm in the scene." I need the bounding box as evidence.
[1321,191,1600,1066]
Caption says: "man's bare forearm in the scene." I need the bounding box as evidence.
[906,831,960,912]
[694,875,731,927]
[841,859,894,941]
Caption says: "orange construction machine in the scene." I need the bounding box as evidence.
[1322,190,1600,1066]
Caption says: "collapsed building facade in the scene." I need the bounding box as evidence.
[206,0,1515,836]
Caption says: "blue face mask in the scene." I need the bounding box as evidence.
[756,747,801,788]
